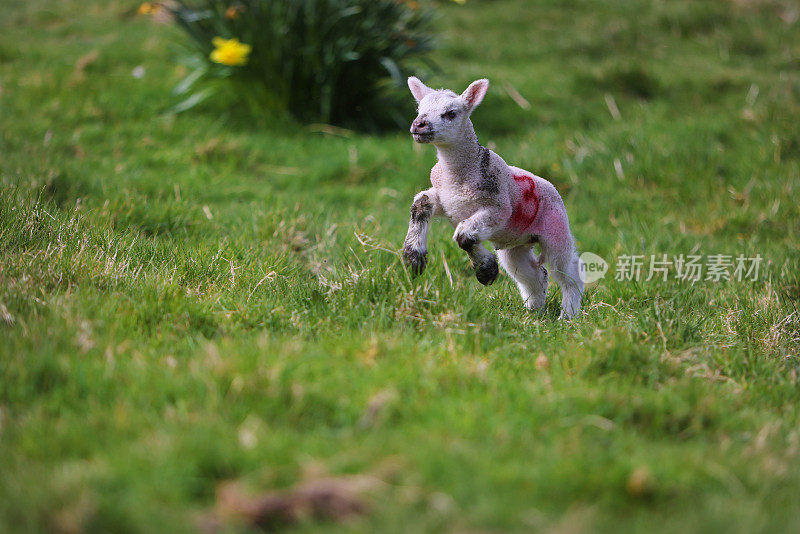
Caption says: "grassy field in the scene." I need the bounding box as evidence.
[2,0,800,532]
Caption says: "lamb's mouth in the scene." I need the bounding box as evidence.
[412,132,434,143]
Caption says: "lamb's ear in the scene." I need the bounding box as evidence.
[461,79,489,111]
[408,76,433,103]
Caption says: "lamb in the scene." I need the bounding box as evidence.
[401,77,584,319]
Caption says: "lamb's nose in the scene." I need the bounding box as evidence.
[411,118,430,133]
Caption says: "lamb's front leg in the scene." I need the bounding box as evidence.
[402,188,441,276]
[453,209,505,286]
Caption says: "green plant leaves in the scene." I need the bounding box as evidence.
[171,88,214,113]
[173,65,207,96]
[167,0,436,129]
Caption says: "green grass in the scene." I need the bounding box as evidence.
[1,0,799,532]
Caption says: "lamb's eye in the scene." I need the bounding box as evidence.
[441,110,457,120]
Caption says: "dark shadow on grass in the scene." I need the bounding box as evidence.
[573,65,662,101]
[39,170,102,209]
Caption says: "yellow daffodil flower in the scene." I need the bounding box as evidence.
[138,2,159,15]
[210,37,252,67]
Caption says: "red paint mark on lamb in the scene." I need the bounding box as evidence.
[508,174,539,231]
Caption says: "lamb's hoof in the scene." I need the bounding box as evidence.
[524,302,546,313]
[403,248,427,276]
[475,258,499,286]
[558,303,581,321]
[558,310,575,321]
[523,266,549,311]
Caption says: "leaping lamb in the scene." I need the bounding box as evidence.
[401,77,584,319]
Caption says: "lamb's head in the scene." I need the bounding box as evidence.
[407,77,489,146]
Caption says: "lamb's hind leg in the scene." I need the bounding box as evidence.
[535,201,584,319]
[498,246,549,311]
[541,241,583,320]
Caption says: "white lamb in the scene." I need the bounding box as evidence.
[401,77,583,319]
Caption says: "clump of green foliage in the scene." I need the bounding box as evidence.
[169,0,435,128]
